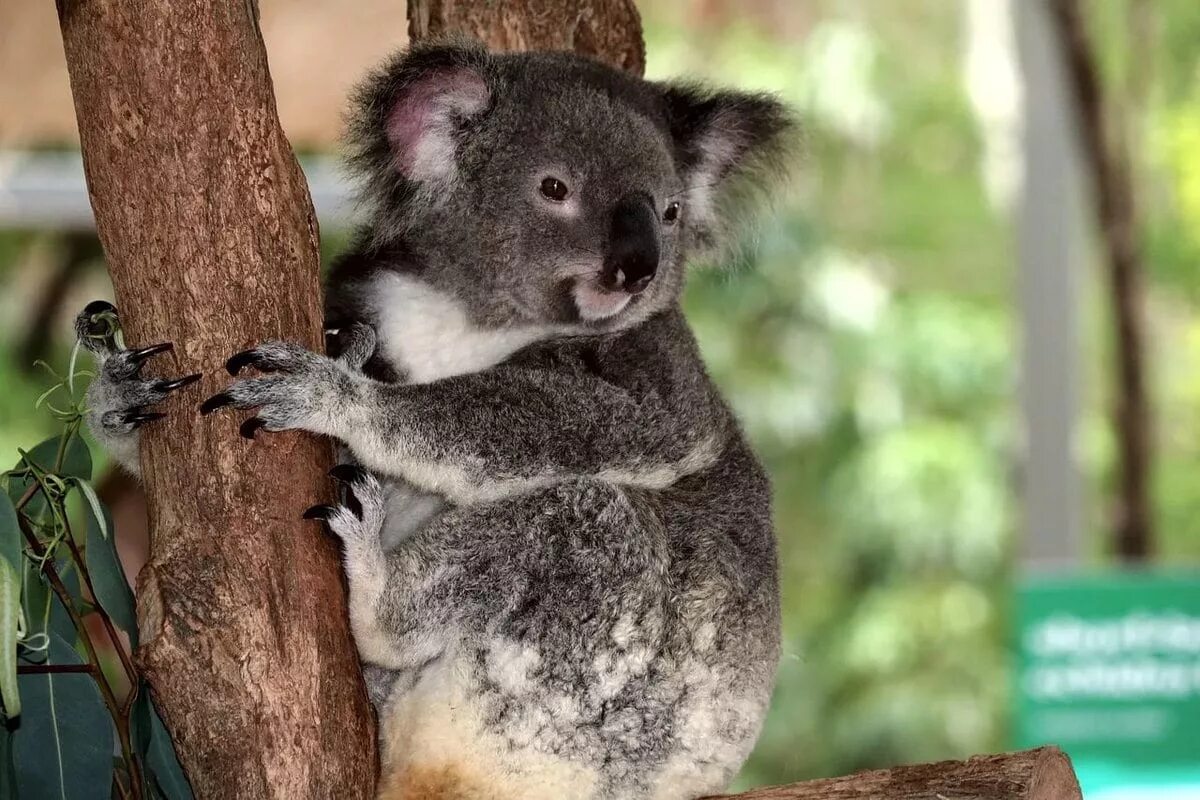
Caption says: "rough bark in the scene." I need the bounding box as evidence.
[1047,0,1155,560]
[408,0,646,75]
[712,747,1081,800]
[55,1,377,798]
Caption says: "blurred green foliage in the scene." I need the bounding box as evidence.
[0,0,1195,791]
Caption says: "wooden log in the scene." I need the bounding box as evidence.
[407,0,646,75]
[712,747,1082,800]
[54,0,377,797]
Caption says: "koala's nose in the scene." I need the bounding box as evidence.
[604,192,660,294]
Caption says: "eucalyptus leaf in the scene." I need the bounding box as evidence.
[132,689,193,800]
[7,436,92,518]
[68,478,106,541]
[0,561,21,718]
[83,501,137,648]
[19,560,79,661]
[12,633,113,800]
[0,720,16,800]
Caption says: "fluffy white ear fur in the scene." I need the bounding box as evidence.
[658,85,794,244]
[683,109,747,229]
[385,69,490,185]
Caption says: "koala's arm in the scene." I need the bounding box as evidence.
[204,337,725,504]
[337,366,724,503]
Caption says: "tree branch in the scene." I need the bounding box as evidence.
[713,747,1081,800]
[408,0,646,75]
[1047,0,1155,560]
[54,0,377,796]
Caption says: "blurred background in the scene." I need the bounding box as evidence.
[1,0,1197,796]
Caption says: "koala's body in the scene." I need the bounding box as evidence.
[80,41,794,800]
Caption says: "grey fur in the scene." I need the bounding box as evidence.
[83,41,796,800]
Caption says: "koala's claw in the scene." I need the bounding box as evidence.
[199,392,233,415]
[330,464,370,485]
[303,504,338,521]
[122,409,166,426]
[225,349,261,376]
[155,374,202,393]
[127,342,174,364]
[239,417,267,440]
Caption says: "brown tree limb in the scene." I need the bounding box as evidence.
[712,747,1081,800]
[1047,0,1154,560]
[408,0,646,76]
[54,0,376,797]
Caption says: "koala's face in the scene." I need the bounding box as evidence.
[348,45,794,334]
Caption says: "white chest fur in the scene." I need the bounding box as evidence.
[370,273,552,384]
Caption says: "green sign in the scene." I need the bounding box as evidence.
[1015,571,1200,797]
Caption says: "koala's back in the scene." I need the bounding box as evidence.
[371,312,779,800]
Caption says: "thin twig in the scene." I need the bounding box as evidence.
[1047,0,1154,560]
[14,481,39,512]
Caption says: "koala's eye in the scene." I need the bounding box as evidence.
[539,177,570,202]
[663,201,681,225]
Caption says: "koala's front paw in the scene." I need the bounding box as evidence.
[76,301,201,458]
[200,336,367,440]
[305,465,386,563]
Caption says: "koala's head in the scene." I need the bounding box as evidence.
[346,40,796,333]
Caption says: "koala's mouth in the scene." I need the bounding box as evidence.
[572,280,634,322]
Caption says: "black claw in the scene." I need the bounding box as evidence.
[226,350,260,376]
[123,410,166,427]
[128,342,173,364]
[156,373,202,393]
[199,392,233,415]
[239,417,267,440]
[329,464,369,485]
[303,504,337,521]
[83,300,116,317]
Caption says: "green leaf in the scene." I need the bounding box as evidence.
[68,479,106,540]
[19,560,78,661]
[82,501,137,648]
[0,561,20,718]
[132,689,193,800]
[0,494,19,574]
[0,498,22,715]
[12,632,114,800]
[7,436,92,518]
[0,719,16,800]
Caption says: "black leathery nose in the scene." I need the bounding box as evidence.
[604,192,660,293]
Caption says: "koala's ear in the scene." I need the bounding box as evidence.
[348,41,491,189]
[658,84,798,248]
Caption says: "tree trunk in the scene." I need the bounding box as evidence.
[408,0,646,75]
[712,747,1081,800]
[55,0,377,797]
[1047,0,1155,561]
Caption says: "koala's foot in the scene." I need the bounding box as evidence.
[306,464,387,556]
[75,301,201,474]
[305,465,390,659]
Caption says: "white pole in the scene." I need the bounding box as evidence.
[1014,0,1085,565]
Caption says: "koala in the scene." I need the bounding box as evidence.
[78,40,795,800]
